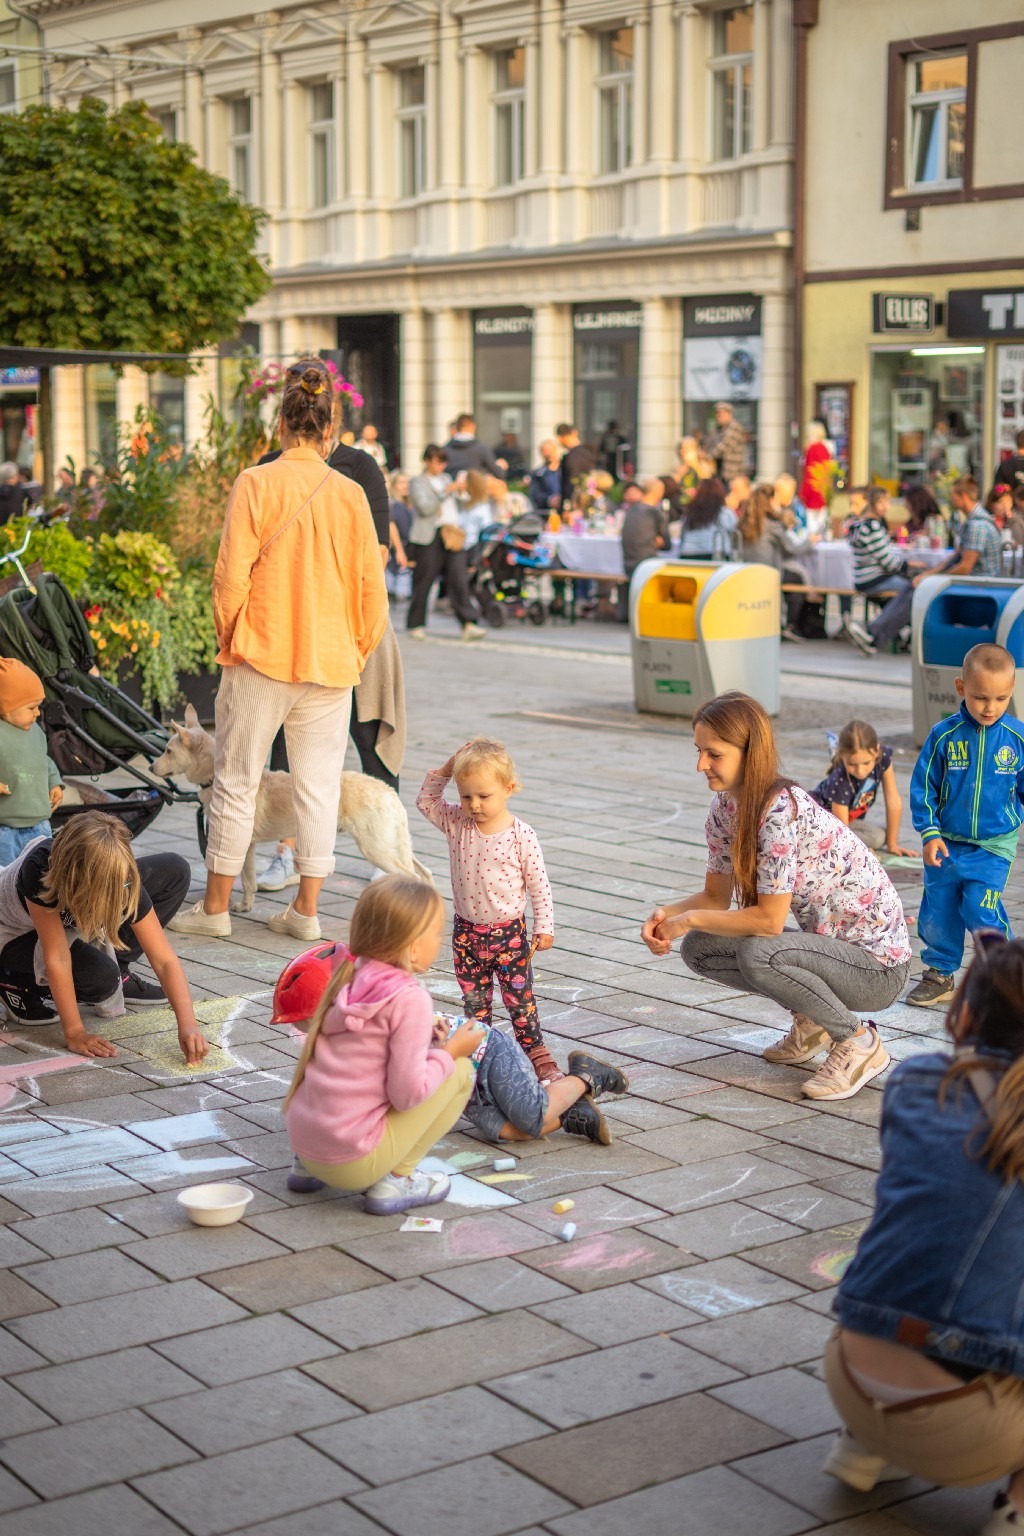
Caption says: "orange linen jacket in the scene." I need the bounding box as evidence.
[213,446,389,688]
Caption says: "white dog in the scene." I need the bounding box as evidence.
[152,705,433,912]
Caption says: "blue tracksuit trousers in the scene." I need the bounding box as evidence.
[919,840,1013,975]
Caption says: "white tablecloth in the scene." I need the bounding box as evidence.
[791,541,952,589]
[540,532,625,577]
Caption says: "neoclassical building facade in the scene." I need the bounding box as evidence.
[32,0,796,476]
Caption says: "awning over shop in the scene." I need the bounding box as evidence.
[0,346,189,368]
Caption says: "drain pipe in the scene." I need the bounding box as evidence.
[792,0,819,470]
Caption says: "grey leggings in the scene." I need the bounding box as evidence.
[681,930,910,1043]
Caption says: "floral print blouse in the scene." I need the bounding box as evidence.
[705,785,912,966]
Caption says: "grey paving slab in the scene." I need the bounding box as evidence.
[674,1083,820,1129]
[349,1454,572,1536]
[11,1248,160,1306]
[7,1207,141,1259]
[134,1437,366,1536]
[0,1168,143,1218]
[225,1505,388,1536]
[220,1131,294,1169]
[600,1097,698,1130]
[291,1275,482,1350]
[741,1185,874,1232]
[102,1185,284,1238]
[146,1367,361,1454]
[732,1432,927,1520]
[22,1066,153,1106]
[0,1274,52,1323]
[204,1246,386,1313]
[765,1117,885,1171]
[4,1127,158,1176]
[545,1463,817,1536]
[0,1406,197,1499]
[109,1142,260,1190]
[501,1391,786,1506]
[529,1279,704,1341]
[307,1310,591,1411]
[740,1221,870,1292]
[0,1333,46,1375]
[9,1345,201,1423]
[514,1225,689,1292]
[336,1210,557,1280]
[638,1255,806,1318]
[306,1384,550,1485]
[34,1094,173,1129]
[0,1469,36,1518]
[246,1196,403,1250]
[640,1200,805,1260]
[6,1278,246,1363]
[675,1300,835,1373]
[0,1381,53,1436]
[887,1484,1008,1535]
[711,1365,843,1439]
[0,1483,184,1535]
[121,1107,260,1150]
[0,1230,46,1270]
[152,1311,337,1386]
[611,1150,808,1213]
[503,1184,667,1240]
[122,1224,291,1281]
[488,1334,740,1429]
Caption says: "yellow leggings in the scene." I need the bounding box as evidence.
[297,1058,475,1187]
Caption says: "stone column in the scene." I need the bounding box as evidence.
[758,289,790,479]
[425,53,440,192]
[648,1,673,162]
[461,47,486,192]
[439,15,461,192]
[429,309,471,440]
[184,350,218,451]
[537,4,563,175]
[638,297,681,473]
[531,304,573,445]
[678,4,703,227]
[179,28,203,158]
[630,14,649,167]
[346,27,368,199]
[770,0,793,147]
[400,308,427,468]
[753,0,771,153]
[51,367,86,474]
[258,20,282,267]
[563,26,586,176]
[523,32,539,177]
[366,64,388,197]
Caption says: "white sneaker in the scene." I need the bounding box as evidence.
[763,1013,830,1064]
[982,1493,1024,1532]
[168,901,232,938]
[842,614,877,655]
[267,901,321,941]
[803,1025,890,1101]
[823,1431,908,1492]
[257,848,299,892]
[363,1168,451,1216]
[461,623,487,642]
[408,627,427,641]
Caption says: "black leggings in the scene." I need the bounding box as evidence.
[0,853,190,1003]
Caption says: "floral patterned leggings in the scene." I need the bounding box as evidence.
[452,915,557,1081]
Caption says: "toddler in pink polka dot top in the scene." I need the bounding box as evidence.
[417,737,561,1083]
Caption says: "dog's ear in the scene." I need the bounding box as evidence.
[183,704,200,728]
[171,721,187,738]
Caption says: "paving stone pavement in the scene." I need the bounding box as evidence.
[0,628,1012,1535]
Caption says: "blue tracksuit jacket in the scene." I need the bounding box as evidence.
[910,703,1024,972]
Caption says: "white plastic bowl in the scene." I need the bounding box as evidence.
[176,1182,254,1227]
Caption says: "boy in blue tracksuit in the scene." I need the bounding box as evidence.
[908,642,1024,1006]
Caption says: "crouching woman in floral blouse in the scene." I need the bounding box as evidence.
[641,691,911,1103]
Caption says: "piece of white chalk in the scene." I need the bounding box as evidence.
[552,1199,575,1215]
[558,1222,577,1242]
[493,1157,516,1171]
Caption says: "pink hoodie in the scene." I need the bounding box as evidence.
[284,958,454,1165]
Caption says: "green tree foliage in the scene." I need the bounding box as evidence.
[0,98,270,355]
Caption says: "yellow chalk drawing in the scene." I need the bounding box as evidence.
[108,995,261,1079]
[477,1172,533,1184]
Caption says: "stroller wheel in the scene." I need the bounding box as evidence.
[528,602,546,627]
[484,599,506,629]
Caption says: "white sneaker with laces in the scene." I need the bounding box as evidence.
[803,1025,890,1101]
[257,848,299,892]
[842,614,877,655]
[763,1013,830,1064]
[363,1169,451,1216]
[823,1431,908,1492]
[168,901,232,938]
[267,901,321,941]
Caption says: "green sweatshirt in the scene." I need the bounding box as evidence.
[0,720,61,828]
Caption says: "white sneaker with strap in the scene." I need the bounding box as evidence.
[802,1025,890,1101]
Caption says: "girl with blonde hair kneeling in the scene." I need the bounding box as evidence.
[283,876,481,1216]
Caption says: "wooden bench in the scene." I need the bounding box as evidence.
[550,569,624,624]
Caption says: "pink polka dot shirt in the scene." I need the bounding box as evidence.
[417,770,555,934]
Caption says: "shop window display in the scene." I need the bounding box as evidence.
[869,348,983,490]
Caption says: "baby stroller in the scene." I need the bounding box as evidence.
[473,512,554,628]
[0,538,200,842]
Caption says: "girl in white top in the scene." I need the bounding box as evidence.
[417,737,559,1082]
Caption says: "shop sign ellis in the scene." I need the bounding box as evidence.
[872,294,934,334]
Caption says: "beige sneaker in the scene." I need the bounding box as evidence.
[763,1013,830,1064]
[408,627,427,641]
[168,901,232,938]
[802,1025,890,1101]
[267,901,321,942]
[462,623,487,641]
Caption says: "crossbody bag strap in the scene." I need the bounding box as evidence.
[254,466,334,564]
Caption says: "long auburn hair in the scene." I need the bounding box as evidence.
[693,692,794,908]
[42,812,140,948]
[942,936,1024,1184]
[282,875,444,1109]
[738,484,773,544]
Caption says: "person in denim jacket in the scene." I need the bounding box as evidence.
[824,932,1024,1533]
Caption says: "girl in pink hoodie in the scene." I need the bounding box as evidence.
[283,876,483,1216]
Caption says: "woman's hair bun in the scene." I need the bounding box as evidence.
[298,367,326,397]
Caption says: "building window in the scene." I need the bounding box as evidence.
[596,28,633,175]
[153,108,177,142]
[396,67,426,198]
[709,6,753,161]
[0,64,16,114]
[907,53,966,190]
[870,347,983,489]
[309,82,334,207]
[493,48,525,187]
[228,98,253,202]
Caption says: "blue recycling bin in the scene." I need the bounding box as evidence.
[912,575,1024,743]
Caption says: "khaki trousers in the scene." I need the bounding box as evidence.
[825,1329,1024,1487]
[206,662,351,880]
[297,1058,475,1184]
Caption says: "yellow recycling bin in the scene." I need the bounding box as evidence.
[630,559,781,717]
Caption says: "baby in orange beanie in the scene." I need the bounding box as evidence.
[0,658,63,866]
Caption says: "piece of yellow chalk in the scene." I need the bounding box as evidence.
[552,1199,575,1215]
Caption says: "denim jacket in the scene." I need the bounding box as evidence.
[835,1051,1024,1377]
